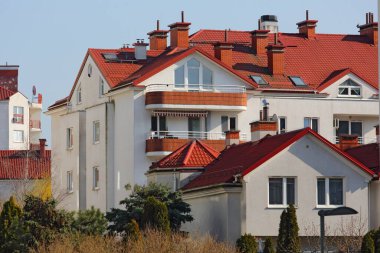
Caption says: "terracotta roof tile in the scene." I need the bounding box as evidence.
[0,86,15,100]
[346,143,379,174]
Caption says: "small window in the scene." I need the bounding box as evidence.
[279,117,286,134]
[93,167,99,190]
[67,171,73,193]
[338,79,361,97]
[13,130,24,143]
[230,117,236,131]
[88,64,92,77]
[13,106,24,124]
[99,78,104,97]
[151,116,158,132]
[269,177,296,206]
[317,178,343,206]
[250,75,268,85]
[304,117,319,133]
[77,85,82,104]
[93,121,100,144]
[174,66,185,88]
[289,76,307,86]
[66,128,73,149]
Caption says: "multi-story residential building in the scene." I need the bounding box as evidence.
[47,11,378,211]
[0,65,43,150]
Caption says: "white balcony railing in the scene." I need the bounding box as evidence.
[334,136,377,145]
[148,131,247,141]
[145,84,246,94]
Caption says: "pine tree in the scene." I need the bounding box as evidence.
[141,196,170,233]
[72,206,107,235]
[286,204,301,253]
[236,234,257,253]
[263,237,275,253]
[361,232,375,253]
[277,209,287,253]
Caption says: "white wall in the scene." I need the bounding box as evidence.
[8,93,30,150]
[0,101,9,149]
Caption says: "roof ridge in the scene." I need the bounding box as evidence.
[182,140,197,166]
[195,140,220,158]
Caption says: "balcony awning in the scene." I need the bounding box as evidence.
[153,110,208,118]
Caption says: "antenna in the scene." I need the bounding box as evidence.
[157,20,160,30]
[181,11,184,22]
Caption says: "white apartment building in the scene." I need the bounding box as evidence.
[47,12,378,211]
[0,65,43,150]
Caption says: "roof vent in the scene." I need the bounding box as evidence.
[260,15,279,33]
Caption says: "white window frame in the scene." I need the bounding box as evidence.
[304,117,319,133]
[93,121,100,144]
[268,177,297,208]
[338,79,361,98]
[77,84,82,104]
[13,106,24,124]
[93,167,100,190]
[13,130,24,143]
[99,77,104,97]
[278,116,287,134]
[221,116,238,132]
[316,177,345,208]
[174,57,214,90]
[66,128,73,149]
[67,171,73,193]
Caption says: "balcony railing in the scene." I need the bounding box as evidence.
[147,131,247,141]
[30,120,41,129]
[145,84,246,93]
[334,136,377,145]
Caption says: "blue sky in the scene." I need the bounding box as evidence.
[0,0,377,145]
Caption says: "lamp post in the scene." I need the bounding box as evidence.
[318,207,358,253]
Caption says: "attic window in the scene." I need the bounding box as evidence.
[289,76,307,86]
[103,53,118,61]
[250,75,268,85]
[338,79,361,97]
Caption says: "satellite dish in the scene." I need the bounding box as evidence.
[32,85,36,96]
[262,99,269,106]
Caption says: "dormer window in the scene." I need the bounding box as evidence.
[338,79,361,97]
[174,58,213,90]
[77,85,82,104]
[289,76,307,86]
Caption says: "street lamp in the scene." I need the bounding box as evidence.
[318,207,358,253]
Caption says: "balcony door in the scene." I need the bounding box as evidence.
[336,120,362,142]
[188,117,201,139]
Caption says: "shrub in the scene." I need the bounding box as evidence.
[236,233,257,253]
[362,231,375,253]
[125,219,141,242]
[141,196,170,233]
[263,237,275,253]
[72,206,107,235]
[375,228,380,253]
[277,204,301,253]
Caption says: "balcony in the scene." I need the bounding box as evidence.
[145,84,247,111]
[146,131,247,157]
[335,136,376,145]
[30,120,41,131]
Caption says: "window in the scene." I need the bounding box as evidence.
[66,128,73,149]
[338,79,361,97]
[250,75,268,85]
[103,53,118,61]
[221,116,229,132]
[93,121,100,144]
[174,66,185,88]
[150,116,167,137]
[269,177,296,206]
[221,116,237,132]
[188,58,200,86]
[279,117,286,134]
[88,64,92,77]
[174,58,213,90]
[202,66,213,85]
[67,171,73,193]
[289,76,307,86]
[13,130,24,143]
[230,117,236,131]
[77,85,82,104]
[12,106,24,124]
[335,120,363,143]
[99,77,104,97]
[304,117,319,133]
[93,167,99,190]
[317,178,343,206]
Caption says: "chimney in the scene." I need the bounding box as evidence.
[133,39,149,60]
[214,30,234,66]
[0,65,19,92]
[250,102,277,142]
[260,15,279,33]
[296,10,318,38]
[225,130,240,146]
[339,134,359,150]
[251,29,270,55]
[147,20,169,50]
[358,12,378,46]
[168,11,191,49]
[39,139,46,158]
[266,36,285,75]
[38,93,43,104]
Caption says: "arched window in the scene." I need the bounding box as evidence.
[174,58,213,90]
[338,79,361,97]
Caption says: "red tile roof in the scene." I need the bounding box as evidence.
[183,128,375,191]
[0,86,15,100]
[150,140,220,170]
[346,143,379,175]
[0,150,51,179]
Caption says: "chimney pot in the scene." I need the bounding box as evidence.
[338,134,359,150]
[133,40,148,60]
[358,12,378,46]
[251,29,270,55]
[214,41,234,67]
[168,12,191,49]
[148,21,169,50]
[266,44,285,75]
[225,130,240,146]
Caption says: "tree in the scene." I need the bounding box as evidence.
[277,204,300,253]
[236,234,257,253]
[361,231,375,253]
[277,210,287,252]
[263,237,275,253]
[375,229,380,253]
[125,219,141,242]
[72,206,107,235]
[141,196,170,233]
[106,183,193,233]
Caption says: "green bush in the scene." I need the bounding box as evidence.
[362,231,375,253]
[125,219,141,242]
[72,206,107,235]
[375,228,380,253]
[141,196,170,233]
[263,237,275,253]
[236,233,257,253]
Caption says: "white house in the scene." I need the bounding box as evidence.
[46,12,378,211]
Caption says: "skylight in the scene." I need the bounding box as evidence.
[250,75,268,85]
[103,53,118,61]
[289,76,307,86]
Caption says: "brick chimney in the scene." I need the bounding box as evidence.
[251,29,270,55]
[133,39,149,60]
[39,139,46,158]
[339,134,359,150]
[296,10,318,39]
[225,130,240,146]
[214,30,234,67]
[358,12,378,46]
[168,11,191,49]
[266,35,285,75]
[147,20,169,50]
[250,101,277,142]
